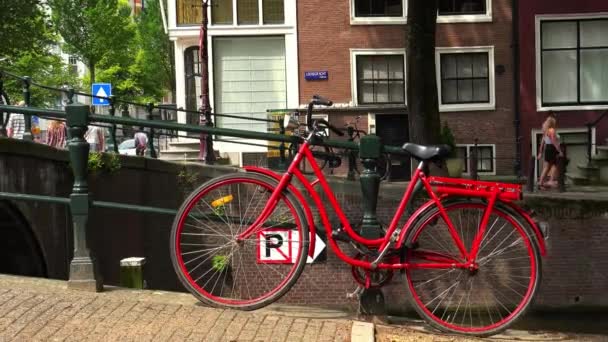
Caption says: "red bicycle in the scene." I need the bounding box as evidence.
[170,95,548,336]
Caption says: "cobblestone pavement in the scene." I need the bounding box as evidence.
[0,275,351,342]
[1,275,607,342]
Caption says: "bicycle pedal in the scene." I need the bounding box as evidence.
[332,229,351,243]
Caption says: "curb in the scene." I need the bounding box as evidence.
[351,321,375,342]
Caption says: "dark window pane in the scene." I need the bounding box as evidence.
[440,52,490,104]
[438,0,486,15]
[177,0,202,25]
[476,146,493,172]
[263,0,284,24]
[212,0,233,25]
[357,55,405,104]
[355,0,403,17]
[238,0,259,25]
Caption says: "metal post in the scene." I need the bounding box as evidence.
[357,135,385,316]
[526,155,536,192]
[199,0,215,165]
[587,124,593,165]
[347,127,357,181]
[21,76,33,141]
[146,102,157,158]
[66,103,103,292]
[558,145,567,192]
[66,87,75,105]
[0,73,7,137]
[470,138,479,180]
[109,95,119,153]
[278,124,287,171]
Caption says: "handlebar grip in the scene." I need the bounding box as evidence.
[312,95,333,107]
[317,119,344,137]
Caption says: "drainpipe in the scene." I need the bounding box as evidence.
[512,0,522,178]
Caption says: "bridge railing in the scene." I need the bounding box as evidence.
[0,99,409,292]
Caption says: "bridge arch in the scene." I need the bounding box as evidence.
[0,201,47,277]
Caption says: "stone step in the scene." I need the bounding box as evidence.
[597,146,608,158]
[576,163,600,182]
[566,173,592,186]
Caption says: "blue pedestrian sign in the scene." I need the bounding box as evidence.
[91,83,112,106]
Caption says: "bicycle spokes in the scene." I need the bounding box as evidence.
[406,203,538,334]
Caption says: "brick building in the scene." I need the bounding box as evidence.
[167,0,519,177]
[298,0,516,179]
[518,0,608,182]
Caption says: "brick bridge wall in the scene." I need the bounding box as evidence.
[1,138,607,313]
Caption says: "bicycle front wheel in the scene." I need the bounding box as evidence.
[171,173,310,310]
[404,200,541,336]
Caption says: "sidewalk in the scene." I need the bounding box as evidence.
[0,274,606,341]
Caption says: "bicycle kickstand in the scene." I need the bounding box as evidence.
[346,285,364,299]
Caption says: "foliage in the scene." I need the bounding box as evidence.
[2,51,81,107]
[212,255,230,272]
[440,121,457,158]
[88,152,122,175]
[48,0,136,88]
[177,167,200,196]
[0,0,52,61]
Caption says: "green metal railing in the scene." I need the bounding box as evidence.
[0,99,409,292]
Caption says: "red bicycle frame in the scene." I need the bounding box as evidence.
[238,138,540,271]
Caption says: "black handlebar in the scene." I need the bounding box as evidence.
[316,119,344,136]
[312,95,333,106]
[307,94,334,131]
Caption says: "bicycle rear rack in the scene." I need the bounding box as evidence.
[428,177,523,201]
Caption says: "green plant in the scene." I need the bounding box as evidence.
[212,255,229,272]
[88,152,122,175]
[440,121,457,158]
[177,167,200,196]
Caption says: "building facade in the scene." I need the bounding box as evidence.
[518,1,608,181]
[168,0,518,176]
[167,0,299,164]
[299,0,516,178]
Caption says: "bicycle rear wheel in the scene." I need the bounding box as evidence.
[403,200,541,336]
[171,173,310,310]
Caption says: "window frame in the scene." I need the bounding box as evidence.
[175,0,286,27]
[456,143,496,175]
[350,49,407,107]
[350,0,407,25]
[435,46,495,112]
[536,14,608,111]
[436,0,492,23]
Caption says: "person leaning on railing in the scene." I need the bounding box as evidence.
[45,120,67,149]
[6,101,25,139]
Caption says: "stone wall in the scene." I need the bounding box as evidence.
[2,138,607,312]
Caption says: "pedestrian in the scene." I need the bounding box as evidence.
[134,127,148,157]
[85,125,105,152]
[45,120,67,149]
[7,101,26,139]
[537,115,563,189]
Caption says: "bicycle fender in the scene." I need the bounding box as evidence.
[501,201,547,256]
[395,199,439,249]
[243,166,316,259]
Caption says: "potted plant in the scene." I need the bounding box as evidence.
[440,121,463,177]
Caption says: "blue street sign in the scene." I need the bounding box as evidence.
[304,71,328,81]
[91,83,112,106]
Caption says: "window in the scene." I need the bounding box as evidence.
[354,53,405,105]
[351,0,406,24]
[438,0,486,15]
[457,144,495,174]
[184,46,201,125]
[436,47,495,111]
[178,0,284,26]
[68,55,78,74]
[440,53,489,104]
[212,0,233,25]
[540,18,608,107]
